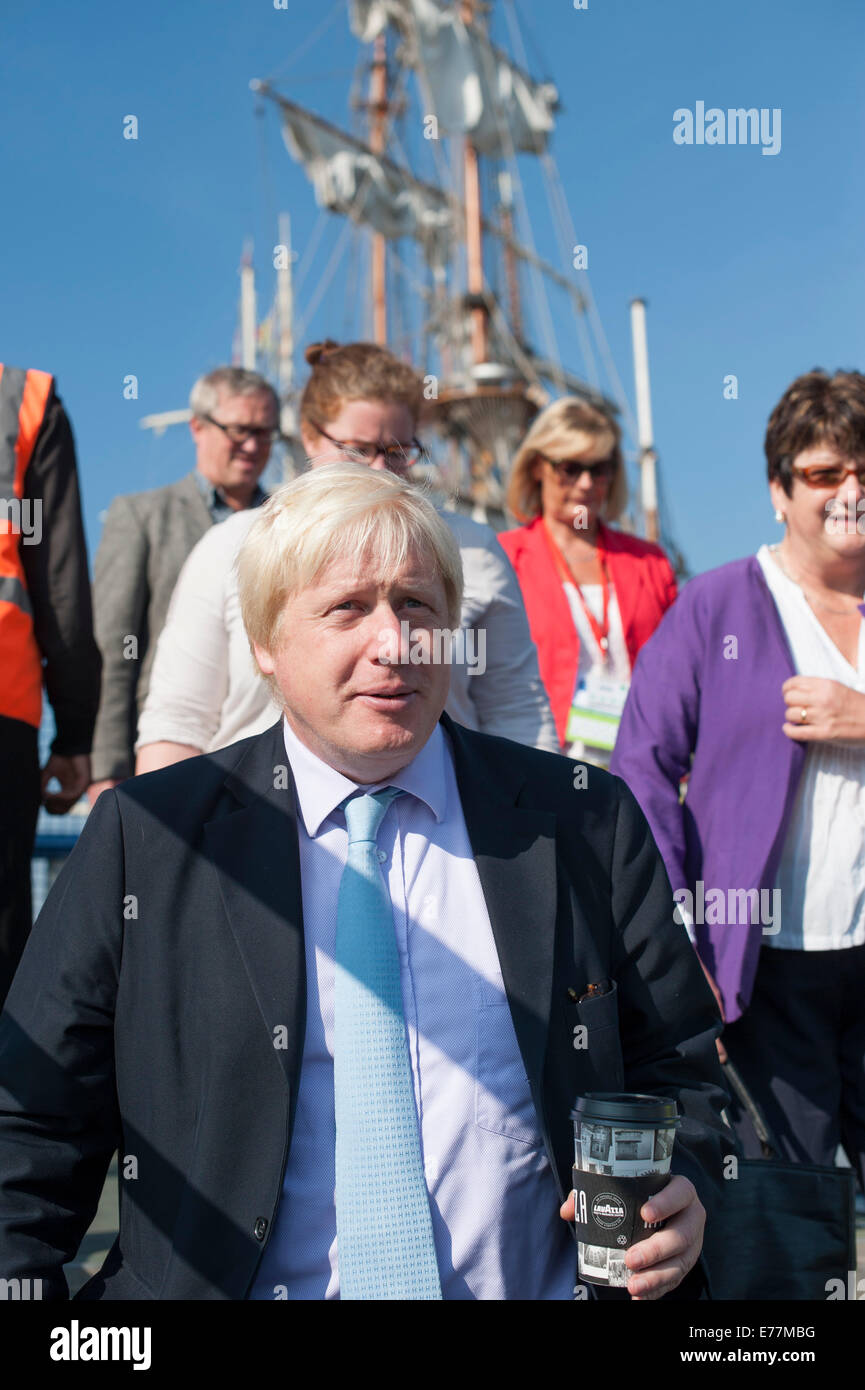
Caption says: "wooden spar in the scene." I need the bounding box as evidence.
[464,142,487,364]
[369,33,388,345]
[461,0,487,365]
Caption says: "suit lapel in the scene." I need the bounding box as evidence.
[203,721,306,1111]
[441,715,558,1118]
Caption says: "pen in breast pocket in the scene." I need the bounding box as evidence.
[573,979,612,1004]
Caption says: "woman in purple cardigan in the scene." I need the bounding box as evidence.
[611,369,865,1183]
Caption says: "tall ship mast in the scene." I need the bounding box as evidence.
[248,0,681,556]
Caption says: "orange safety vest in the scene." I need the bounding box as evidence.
[0,364,54,728]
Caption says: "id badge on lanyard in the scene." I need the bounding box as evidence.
[542,521,629,749]
[566,669,629,750]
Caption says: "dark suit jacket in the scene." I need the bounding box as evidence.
[0,715,731,1300]
[90,471,213,782]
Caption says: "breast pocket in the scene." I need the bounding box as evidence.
[475,973,543,1148]
[569,981,625,1093]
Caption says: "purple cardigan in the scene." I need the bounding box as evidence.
[610,555,805,1023]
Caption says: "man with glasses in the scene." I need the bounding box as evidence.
[89,367,280,802]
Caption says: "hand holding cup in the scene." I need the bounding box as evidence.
[560,1173,704,1299]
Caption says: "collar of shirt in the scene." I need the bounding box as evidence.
[281,715,448,838]
[192,469,268,517]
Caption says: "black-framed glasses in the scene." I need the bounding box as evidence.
[202,414,281,446]
[539,454,614,481]
[310,420,427,471]
[791,461,865,489]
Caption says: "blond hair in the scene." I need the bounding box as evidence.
[506,396,627,523]
[237,463,463,692]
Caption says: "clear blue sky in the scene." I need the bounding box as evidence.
[3,0,863,574]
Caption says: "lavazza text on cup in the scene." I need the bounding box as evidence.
[570,1092,680,1288]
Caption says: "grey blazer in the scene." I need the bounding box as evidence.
[90,472,213,781]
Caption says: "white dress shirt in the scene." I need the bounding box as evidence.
[756,544,865,950]
[136,506,558,756]
[247,717,575,1300]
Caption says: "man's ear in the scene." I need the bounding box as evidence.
[252,642,275,676]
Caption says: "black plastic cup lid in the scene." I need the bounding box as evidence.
[570,1092,680,1128]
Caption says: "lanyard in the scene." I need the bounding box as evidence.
[543,519,612,662]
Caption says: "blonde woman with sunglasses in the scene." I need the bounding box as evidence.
[500,396,677,765]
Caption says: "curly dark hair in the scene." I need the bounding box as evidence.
[765,369,865,496]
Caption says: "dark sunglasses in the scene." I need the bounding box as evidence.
[539,454,614,481]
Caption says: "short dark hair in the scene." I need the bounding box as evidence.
[765,369,865,496]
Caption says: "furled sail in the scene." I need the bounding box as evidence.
[277,97,452,266]
[349,0,558,156]
[350,0,404,43]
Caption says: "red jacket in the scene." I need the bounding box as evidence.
[498,516,678,746]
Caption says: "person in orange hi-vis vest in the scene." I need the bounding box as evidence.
[0,365,100,1006]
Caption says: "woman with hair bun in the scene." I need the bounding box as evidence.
[500,396,678,765]
[135,340,557,771]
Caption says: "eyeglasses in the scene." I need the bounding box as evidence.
[539,454,614,481]
[791,461,865,488]
[202,414,281,446]
[310,421,427,471]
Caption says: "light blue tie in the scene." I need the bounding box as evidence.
[334,787,442,1300]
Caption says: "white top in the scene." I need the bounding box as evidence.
[756,544,865,950]
[136,507,559,756]
[248,718,574,1300]
[562,581,630,768]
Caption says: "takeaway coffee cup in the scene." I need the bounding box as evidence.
[570,1092,680,1288]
